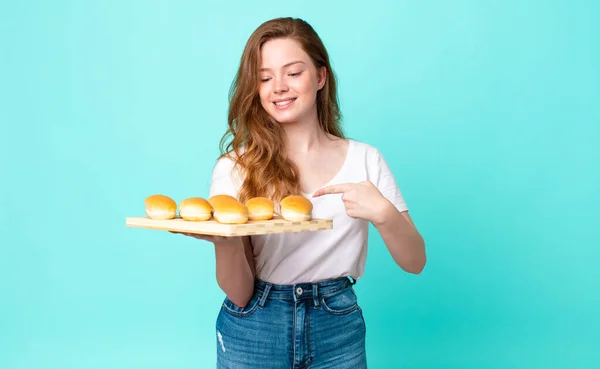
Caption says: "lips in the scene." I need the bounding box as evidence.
[273,98,297,108]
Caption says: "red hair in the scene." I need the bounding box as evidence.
[220,17,344,203]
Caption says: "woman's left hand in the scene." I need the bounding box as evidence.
[312,181,392,225]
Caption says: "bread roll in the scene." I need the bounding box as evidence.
[280,195,313,222]
[208,194,249,224]
[179,197,212,221]
[245,197,274,221]
[145,194,177,220]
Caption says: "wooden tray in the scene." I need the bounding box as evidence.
[125,216,333,237]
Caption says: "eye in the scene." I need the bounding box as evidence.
[260,77,271,83]
[289,71,303,77]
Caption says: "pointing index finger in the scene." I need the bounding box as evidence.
[312,183,352,197]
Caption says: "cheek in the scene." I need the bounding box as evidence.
[258,84,271,106]
[293,76,318,97]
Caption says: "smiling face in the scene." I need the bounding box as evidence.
[258,38,326,125]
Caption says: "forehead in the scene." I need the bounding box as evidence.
[260,38,310,68]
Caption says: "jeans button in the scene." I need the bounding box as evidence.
[296,287,303,295]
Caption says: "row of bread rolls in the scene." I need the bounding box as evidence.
[143,194,312,224]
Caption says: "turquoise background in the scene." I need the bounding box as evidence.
[1,0,599,368]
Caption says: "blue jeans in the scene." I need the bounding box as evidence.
[215,277,367,368]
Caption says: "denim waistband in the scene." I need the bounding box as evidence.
[254,276,355,305]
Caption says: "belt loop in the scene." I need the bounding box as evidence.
[312,282,320,307]
[258,283,272,307]
[347,276,356,285]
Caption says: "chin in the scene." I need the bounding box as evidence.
[272,108,314,125]
[263,108,296,124]
[272,114,299,124]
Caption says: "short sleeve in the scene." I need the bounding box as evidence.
[370,148,409,213]
[209,155,244,199]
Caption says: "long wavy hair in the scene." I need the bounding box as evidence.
[219,17,344,204]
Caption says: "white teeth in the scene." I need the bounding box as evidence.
[274,99,295,106]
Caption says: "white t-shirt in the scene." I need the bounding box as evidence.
[209,139,409,285]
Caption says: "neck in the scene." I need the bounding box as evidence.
[281,110,327,153]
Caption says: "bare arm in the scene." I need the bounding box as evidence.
[373,205,426,274]
[172,232,256,307]
[214,236,256,307]
[313,181,426,274]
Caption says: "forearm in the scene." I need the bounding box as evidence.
[374,203,426,274]
[214,238,255,307]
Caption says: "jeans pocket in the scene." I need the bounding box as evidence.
[320,287,359,316]
[221,293,261,318]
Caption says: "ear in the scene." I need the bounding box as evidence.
[317,66,327,90]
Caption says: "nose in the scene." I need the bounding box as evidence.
[274,77,289,93]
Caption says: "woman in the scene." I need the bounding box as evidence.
[180,17,426,368]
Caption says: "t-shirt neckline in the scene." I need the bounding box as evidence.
[301,139,355,198]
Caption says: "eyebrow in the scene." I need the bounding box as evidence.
[260,60,305,72]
